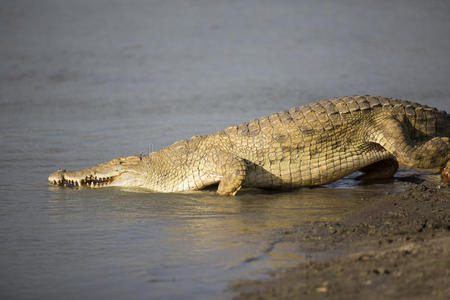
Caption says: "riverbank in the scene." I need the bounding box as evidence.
[232,180,450,299]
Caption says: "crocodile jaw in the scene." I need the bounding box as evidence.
[48,155,148,188]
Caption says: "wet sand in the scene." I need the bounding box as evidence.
[232,179,450,299]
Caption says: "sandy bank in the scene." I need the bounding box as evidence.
[232,180,450,299]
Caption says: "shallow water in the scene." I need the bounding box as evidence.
[1,0,449,299]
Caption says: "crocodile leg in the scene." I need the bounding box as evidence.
[357,158,399,180]
[368,117,450,170]
[214,154,247,196]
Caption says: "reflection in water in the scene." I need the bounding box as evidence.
[42,181,401,298]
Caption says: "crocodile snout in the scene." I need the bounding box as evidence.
[48,169,66,185]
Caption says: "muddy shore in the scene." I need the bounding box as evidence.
[232,180,450,299]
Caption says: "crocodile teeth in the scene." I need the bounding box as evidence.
[56,175,115,188]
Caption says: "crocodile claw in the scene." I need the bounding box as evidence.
[441,167,449,184]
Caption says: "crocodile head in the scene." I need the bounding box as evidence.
[48,154,148,188]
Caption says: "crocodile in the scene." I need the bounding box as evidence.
[48,95,450,195]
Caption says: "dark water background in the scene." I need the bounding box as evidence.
[1,0,449,299]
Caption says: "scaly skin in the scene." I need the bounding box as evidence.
[49,96,450,195]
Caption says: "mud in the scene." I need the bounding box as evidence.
[232,180,450,299]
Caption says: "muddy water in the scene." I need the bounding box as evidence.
[1,0,450,299]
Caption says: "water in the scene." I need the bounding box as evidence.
[1,0,449,299]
